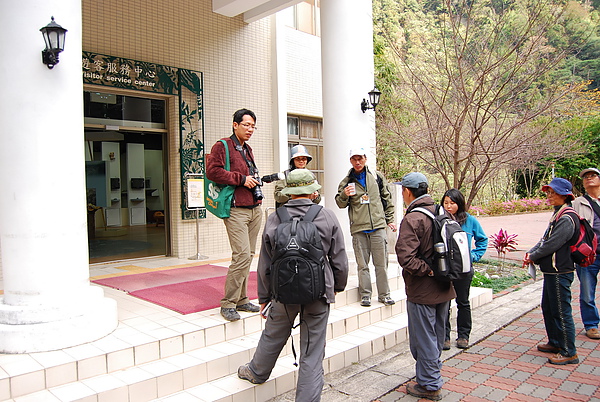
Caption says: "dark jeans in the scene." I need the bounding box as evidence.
[576,259,600,330]
[541,272,577,357]
[445,274,472,341]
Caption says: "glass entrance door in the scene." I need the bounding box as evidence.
[84,90,169,263]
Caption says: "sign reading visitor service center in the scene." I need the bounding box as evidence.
[82,52,179,94]
[82,51,206,220]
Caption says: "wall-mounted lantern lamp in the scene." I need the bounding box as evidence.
[361,87,382,113]
[40,17,67,69]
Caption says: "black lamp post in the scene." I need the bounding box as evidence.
[40,17,67,69]
[361,87,382,113]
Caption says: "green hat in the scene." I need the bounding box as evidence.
[282,169,321,195]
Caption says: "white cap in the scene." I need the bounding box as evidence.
[349,147,366,158]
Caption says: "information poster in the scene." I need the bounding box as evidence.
[187,178,204,209]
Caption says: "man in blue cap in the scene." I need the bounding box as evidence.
[396,172,455,401]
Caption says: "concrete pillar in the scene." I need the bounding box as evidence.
[0,0,118,353]
[320,0,377,250]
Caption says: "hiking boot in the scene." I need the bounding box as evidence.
[238,363,265,384]
[456,338,469,349]
[406,382,442,401]
[379,296,395,306]
[236,303,260,313]
[548,353,579,365]
[360,296,371,307]
[537,343,561,353]
[586,328,600,339]
[220,307,240,321]
[442,340,451,351]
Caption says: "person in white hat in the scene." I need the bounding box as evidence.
[274,144,321,207]
[572,168,600,340]
[335,147,396,307]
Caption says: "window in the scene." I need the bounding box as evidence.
[287,116,324,186]
[281,0,320,36]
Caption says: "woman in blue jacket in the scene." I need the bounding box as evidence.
[442,188,488,349]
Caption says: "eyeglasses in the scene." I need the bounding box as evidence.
[239,122,257,130]
[583,173,599,179]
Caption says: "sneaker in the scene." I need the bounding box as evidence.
[406,382,442,401]
[236,303,260,313]
[442,340,451,350]
[220,307,240,321]
[360,296,371,307]
[238,363,265,384]
[456,338,469,349]
[586,328,600,339]
[379,296,395,306]
[548,353,579,365]
[537,343,561,353]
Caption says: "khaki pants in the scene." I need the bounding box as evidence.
[352,228,390,299]
[221,206,262,309]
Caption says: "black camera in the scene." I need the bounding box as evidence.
[252,173,264,201]
[261,172,284,183]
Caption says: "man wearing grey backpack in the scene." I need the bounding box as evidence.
[238,169,348,402]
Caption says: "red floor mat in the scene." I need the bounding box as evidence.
[129,272,258,314]
[91,264,230,292]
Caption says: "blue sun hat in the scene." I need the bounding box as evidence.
[541,178,574,201]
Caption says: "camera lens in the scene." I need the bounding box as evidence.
[261,173,283,183]
[253,186,264,200]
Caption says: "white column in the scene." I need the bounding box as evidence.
[0,0,117,353]
[320,0,377,249]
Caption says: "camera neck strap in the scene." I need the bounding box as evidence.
[230,134,257,174]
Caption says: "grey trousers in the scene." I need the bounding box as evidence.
[248,299,330,402]
[221,206,262,309]
[352,228,391,299]
[407,300,449,391]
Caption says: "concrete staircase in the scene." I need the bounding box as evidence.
[1,266,492,402]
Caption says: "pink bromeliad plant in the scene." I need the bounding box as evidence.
[489,229,518,269]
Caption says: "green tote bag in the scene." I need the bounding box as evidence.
[205,139,235,218]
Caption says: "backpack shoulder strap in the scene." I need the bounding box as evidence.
[584,194,600,219]
[555,206,577,221]
[276,206,292,222]
[302,204,323,222]
[412,207,435,220]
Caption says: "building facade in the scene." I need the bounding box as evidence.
[0,0,378,352]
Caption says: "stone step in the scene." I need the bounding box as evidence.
[2,271,493,401]
[156,287,492,402]
[18,287,409,401]
[0,270,405,400]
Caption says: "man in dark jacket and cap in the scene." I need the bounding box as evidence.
[396,172,455,401]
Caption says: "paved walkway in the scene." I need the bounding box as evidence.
[376,282,600,402]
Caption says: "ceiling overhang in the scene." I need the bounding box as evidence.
[213,0,304,23]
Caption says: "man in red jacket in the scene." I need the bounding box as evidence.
[206,109,262,321]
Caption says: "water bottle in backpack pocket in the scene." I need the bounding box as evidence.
[412,206,472,281]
